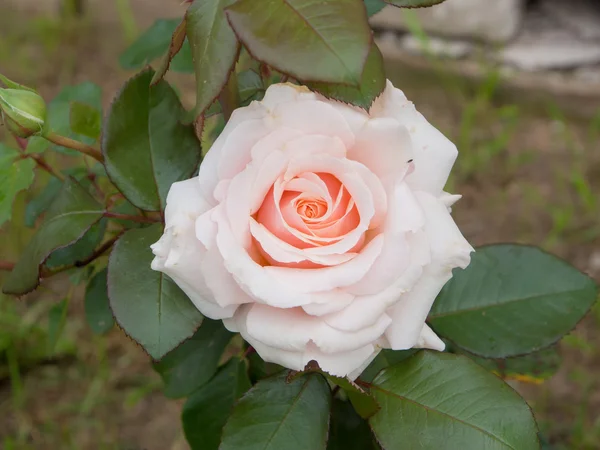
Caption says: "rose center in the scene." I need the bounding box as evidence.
[296,198,327,221]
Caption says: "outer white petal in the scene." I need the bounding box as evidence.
[272,99,355,149]
[371,80,458,195]
[245,304,391,354]
[198,102,270,204]
[304,342,378,378]
[151,178,237,320]
[228,305,386,377]
[415,324,445,351]
[200,244,253,308]
[347,182,423,297]
[261,83,318,110]
[385,191,473,350]
[349,118,413,182]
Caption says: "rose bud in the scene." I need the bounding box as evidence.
[151,81,473,378]
[0,88,47,138]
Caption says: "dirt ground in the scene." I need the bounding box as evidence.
[1,0,599,449]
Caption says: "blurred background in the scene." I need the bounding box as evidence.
[0,0,599,448]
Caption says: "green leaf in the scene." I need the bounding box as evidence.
[84,268,115,335]
[102,69,202,211]
[151,19,188,85]
[119,19,194,73]
[226,0,372,85]
[44,218,107,268]
[429,245,599,358]
[308,42,385,109]
[291,362,379,419]
[0,143,35,227]
[182,357,251,450]
[369,351,539,450]
[364,0,387,17]
[186,0,240,117]
[154,318,233,399]
[3,179,104,295]
[107,224,203,359]
[328,399,377,450]
[220,371,331,450]
[460,347,561,384]
[70,101,101,140]
[238,69,264,104]
[386,0,447,7]
[47,299,68,355]
[359,349,417,383]
[247,351,284,382]
[27,82,102,155]
[25,177,62,227]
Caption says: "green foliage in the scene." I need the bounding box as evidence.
[307,43,386,109]
[328,399,377,450]
[186,0,240,117]
[3,179,104,295]
[119,19,194,73]
[292,363,379,419]
[182,357,251,450]
[44,218,107,268]
[0,143,35,227]
[102,69,202,211]
[386,0,447,7]
[26,82,102,154]
[247,351,283,382]
[84,268,115,335]
[369,351,539,450]
[466,347,561,383]
[219,371,331,450]
[107,224,204,359]
[363,0,387,16]
[359,349,417,382]
[225,0,371,86]
[429,245,598,357]
[151,19,187,85]
[237,69,265,104]
[154,319,233,398]
[0,88,47,138]
[46,298,68,355]
[24,177,62,227]
[69,101,101,139]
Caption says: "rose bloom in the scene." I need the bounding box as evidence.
[151,81,473,378]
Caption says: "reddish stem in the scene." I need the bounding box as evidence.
[0,261,15,271]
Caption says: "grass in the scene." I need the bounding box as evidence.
[1,2,600,449]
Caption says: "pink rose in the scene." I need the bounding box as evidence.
[151,81,473,378]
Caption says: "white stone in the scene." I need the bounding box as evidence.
[400,35,473,59]
[541,0,600,41]
[500,9,600,71]
[370,0,525,44]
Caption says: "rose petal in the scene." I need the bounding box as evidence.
[272,99,355,149]
[152,178,237,319]
[415,324,445,351]
[198,102,269,204]
[347,182,423,296]
[214,206,355,308]
[385,192,473,349]
[349,117,413,182]
[263,234,384,294]
[261,83,317,110]
[371,80,458,195]
[304,342,377,378]
[245,303,392,353]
